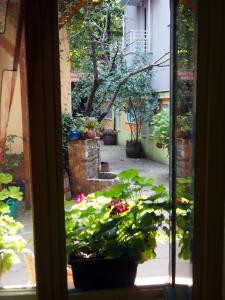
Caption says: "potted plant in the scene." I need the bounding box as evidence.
[176,112,192,139]
[84,117,103,140]
[0,172,27,276]
[153,109,170,153]
[124,99,148,158]
[102,129,117,145]
[65,169,168,289]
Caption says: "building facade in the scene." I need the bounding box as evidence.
[104,0,170,164]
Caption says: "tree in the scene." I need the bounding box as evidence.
[67,0,169,120]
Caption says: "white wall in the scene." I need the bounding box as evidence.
[150,0,170,92]
[123,0,170,92]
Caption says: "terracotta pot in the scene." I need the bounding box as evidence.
[101,162,109,172]
[176,128,191,139]
[156,142,163,149]
[86,127,96,139]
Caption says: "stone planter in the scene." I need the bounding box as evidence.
[68,138,117,194]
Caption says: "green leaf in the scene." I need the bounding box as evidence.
[105,241,124,258]
[100,218,121,232]
[140,212,155,228]
[0,173,12,184]
[117,169,139,180]
[103,183,129,198]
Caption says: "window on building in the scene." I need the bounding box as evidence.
[105,108,113,120]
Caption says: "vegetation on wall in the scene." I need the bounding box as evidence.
[153,109,170,152]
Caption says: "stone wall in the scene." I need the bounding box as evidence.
[176,138,192,178]
[68,138,117,195]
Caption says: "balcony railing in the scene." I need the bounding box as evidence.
[124,30,151,54]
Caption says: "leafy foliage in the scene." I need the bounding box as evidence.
[0,173,26,274]
[177,2,195,70]
[153,109,170,152]
[176,177,193,260]
[62,113,75,170]
[62,113,103,169]
[177,112,192,136]
[65,169,169,263]
[68,0,158,120]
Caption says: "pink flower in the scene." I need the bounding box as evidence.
[74,194,87,205]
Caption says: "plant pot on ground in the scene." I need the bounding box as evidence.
[65,169,169,289]
[176,112,192,139]
[153,109,170,154]
[125,140,142,158]
[102,129,117,145]
[122,98,152,158]
[100,161,109,172]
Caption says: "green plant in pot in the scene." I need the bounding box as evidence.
[176,112,192,139]
[65,169,169,289]
[84,117,103,139]
[123,100,144,158]
[0,172,26,276]
[153,109,170,153]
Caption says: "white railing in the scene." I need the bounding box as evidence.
[124,30,151,54]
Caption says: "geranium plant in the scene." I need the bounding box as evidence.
[176,177,193,260]
[0,172,26,275]
[65,169,169,264]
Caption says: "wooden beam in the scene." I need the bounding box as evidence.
[19,26,31,210]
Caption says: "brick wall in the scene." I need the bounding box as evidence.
[176,138,192,178]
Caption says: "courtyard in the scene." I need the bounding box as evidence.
[0,143,191,289]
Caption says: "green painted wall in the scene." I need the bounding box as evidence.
[141,137,169,165]
[117,130,169,165]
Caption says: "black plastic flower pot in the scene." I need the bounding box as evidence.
[69,257,137,289]
[125,141,142,158]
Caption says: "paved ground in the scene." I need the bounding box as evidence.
[0,143,192,288]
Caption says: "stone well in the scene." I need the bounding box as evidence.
[68,138,118,195]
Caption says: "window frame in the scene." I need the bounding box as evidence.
[1,0,225,299]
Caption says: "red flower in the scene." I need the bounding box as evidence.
[109,199,129,216]
[176,197,183,203]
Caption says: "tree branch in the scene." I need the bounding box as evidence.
[98,52,170,121]
[85,34,99,115]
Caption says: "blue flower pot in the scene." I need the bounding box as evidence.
[68,128,80,141]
